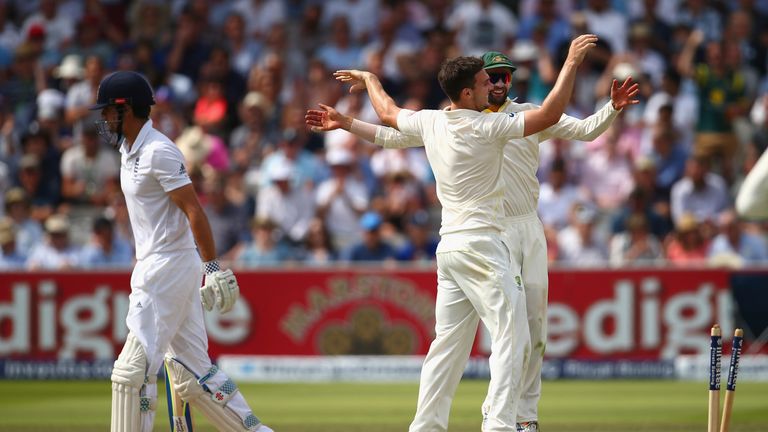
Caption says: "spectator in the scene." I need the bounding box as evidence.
[446,0,518,56]
[609,213,664,267]
[611,186,672,240]
[670,156,730,225]
[64,54,105,139]
[665,212,709,266]
[221,12,263,79]
[26,214,81,270]
[230,91,273,170]
[648,113,688,195]
[258,128,325,190]
[583,0,628,53]
[396,210,438,263]
[79,216,133,269]
[556,203,609,267]
[320,0,379,44]
[537,157,584,230]
[231,0,286,40]
[343,211,397,263]
[708,210,768,267]
[20,0,75,53]
[256,160,315,244]
[235,217,292,268]
[643,68,698,151]
[59,121,119,206]
[580,123,635,211]
[315,147,368,251]
[316,16,363,71]
[0,218,25,269]
[202,172,249,260]
[15,154,58,222]
[300,217,338,266]
[3,187,43,257]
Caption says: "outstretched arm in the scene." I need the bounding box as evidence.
[523,34,598,136]
[306,103,424,149]
[541,77,640,141]
[334,70,402,128]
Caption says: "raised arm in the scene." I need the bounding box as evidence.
[306,103,424,149]
[334,70,402,128]
[523,34,598,136]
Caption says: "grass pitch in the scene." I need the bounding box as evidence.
[0,380,766,431]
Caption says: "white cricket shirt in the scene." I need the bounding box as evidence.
[378,100,619,217]
[396,108,526,235]
[119,120,196,260]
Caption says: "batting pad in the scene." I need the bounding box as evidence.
[111,334,149,432]
[165,356,263,432]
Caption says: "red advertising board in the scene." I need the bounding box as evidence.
[0,268,762,361]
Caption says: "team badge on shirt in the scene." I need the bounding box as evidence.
[508,112,516,118]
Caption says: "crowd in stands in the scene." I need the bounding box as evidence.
[1,0,768,270]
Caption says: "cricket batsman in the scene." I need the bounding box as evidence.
[91,70,273,432]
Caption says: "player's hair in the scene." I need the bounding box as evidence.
[438,56,485,102]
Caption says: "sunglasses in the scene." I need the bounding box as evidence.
[488,72,512,85]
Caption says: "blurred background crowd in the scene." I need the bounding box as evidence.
[1,0,768,270]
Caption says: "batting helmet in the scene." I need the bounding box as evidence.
[89,71,155,110]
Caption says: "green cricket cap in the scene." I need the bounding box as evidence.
[482,51,517,72]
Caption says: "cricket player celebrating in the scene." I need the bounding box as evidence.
[307,49,638,431]
[91,71,272,432]
[310,35,599,432]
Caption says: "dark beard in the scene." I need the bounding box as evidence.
[488,92,507,107]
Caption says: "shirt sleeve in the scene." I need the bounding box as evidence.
[539,102,620,142]
[481,111,526,141]
[375,125,425,149]
[396,109,425,136]
[149,143,192,192]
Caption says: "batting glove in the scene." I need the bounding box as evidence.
[200,260,240,313]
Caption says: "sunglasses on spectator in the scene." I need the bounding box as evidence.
[488,72,512,85]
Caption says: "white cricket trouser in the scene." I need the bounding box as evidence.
[126,248,212,377]
[501,212,548,423]
[409,230,530,432]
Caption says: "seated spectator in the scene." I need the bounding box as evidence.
[670,155,730,226]
[343,211,396,263]
[556,204,608,267]
[300,217,338,266]
[609,214,664,267]
[79,217,133,269]
[315,148,368,251]
[203,172,249,260]
[708,210,768,267]
[256,160,315,244]
[3,187,43,257]
[0,218,25,269]
[26,214,81,270]
[59,121,119,206]
[396,210,438,263]
[235,217,292,268]
[611,187,671,240]
[538,157,584,230]
[580,124,635,211]
[665,213,710,266]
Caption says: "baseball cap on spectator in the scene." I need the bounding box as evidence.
[360,211,383,231]
[27,24,45,40]
[19,154,40,170]
[243,91,272,113]
[269,160,295,182]
[510,40,538,63]
[676,213,699,232]
[326,148,355,166]
[54,54,84,80]
[5,187,28,208]
[482,51,516,72]
[44,214,69,235]
[36,89,65,121]
[613,62,637,81]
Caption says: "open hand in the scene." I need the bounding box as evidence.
[333,70,372,93]
[610,77,640,110]
[305,103,349,132]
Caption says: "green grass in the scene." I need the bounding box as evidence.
[0,380,766,431]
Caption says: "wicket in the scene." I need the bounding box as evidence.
[707,325,743,432]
